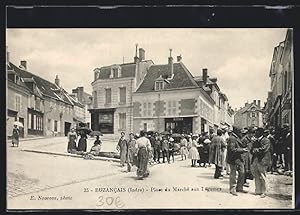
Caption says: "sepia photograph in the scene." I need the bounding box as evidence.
[6,28,294,209]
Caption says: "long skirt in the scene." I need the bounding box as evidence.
[180,146,188,156]
[188,147,200,160]
[77,138,87,152]
[67,140,77,152]
[137,147,150,178]
[12,137,19,146]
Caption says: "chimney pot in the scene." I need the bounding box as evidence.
[168,49,174,78]
[202,68,208,85]
[177,55,182,62]
[258,100,261,107]
[253,100,256,105]
[20,60,27,70]
[55,75,60,87]
[138,48,145,61]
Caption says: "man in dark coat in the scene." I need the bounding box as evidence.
[251,128,271,198]
[161,136,170,163]
[153,134,162,163]
[227,127,248,196]
[241,128,255,187]
[211,129,227,179]
[268,129,277,173]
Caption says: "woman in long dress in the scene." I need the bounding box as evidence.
[67,128,77,153]
[77,132,87,152]
[127,133,137,172]
[90,135,102,156]
[188,135,200,167]
[12,125,20,147]
[180,136,188,160]
[117,132,128,167]
[136,130,152,179]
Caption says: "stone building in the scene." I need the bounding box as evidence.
[132,51,234,134]
[70,87,93,128]
[7,58,79,137]
[89,46,153,138]
[265,28,293,130]
[234,100,264,129]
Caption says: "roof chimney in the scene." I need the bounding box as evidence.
[134,44,139,63]
[202,68,208,85]
[177,55,182,62]
[253,100,256,105]
[55,75,60,87]
[258,100,261,107]
[168,49,174,78]
[20,60,27,70]
[139,48,145,61]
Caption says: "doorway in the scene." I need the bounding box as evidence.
[64,122,71,136]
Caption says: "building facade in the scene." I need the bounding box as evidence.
[89,47,153,138]
[133,53,234,134]
[265,29,293,130]
[234,100,264,129]
[7,57,81,137]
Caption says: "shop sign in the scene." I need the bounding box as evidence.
[173,117,183,121]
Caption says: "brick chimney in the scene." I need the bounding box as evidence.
[77,87,84,103]
[168,49,174,78]
[20,60,27,70]
[253,100,256,105]
[257,100,261,107]
[139,48,145,61]
[177,55,182,62]
[202,68,208,85]
[134,44,139,63]
[55,75,60,87]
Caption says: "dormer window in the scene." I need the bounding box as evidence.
[155,81,164,91]
[110,66,121,78]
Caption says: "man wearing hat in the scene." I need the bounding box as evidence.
[241,128,255,187]
[250,128,271,198]
[227,127,248,196]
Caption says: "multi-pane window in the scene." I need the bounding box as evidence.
[113,68,118,78]
[119,113,126,130]
[155,81,163,91]
[143,102,152,117]
[54,120,58,132]
[119,87,126,104]
[167,101,177,115]
[15,95,21,112]
[105,88,111,104]
[28,113,32,129]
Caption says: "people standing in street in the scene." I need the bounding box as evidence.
[241,128,255,187]
[227,127,249,196]
[127,133,137,172]
[221,128,230,175]
[283,124,292,172]
[202,136,211,168]
[268,128,277,174]
[211,129,226,179]
[77,132,88,152]
[136,130,152,179]
[161,135,170,163]
[168,137,175,163]
[180,135,188,160]
[251,128,271,198]
[153,134,162,163]
[188,135,200,167]
[12,124,20,147]
[67,128,77,153]
[117,132,128,167]
[208,128,216,167]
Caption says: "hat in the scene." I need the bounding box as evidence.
[241,129,248,134]
[264,129,270,133]
[169,137,174,142]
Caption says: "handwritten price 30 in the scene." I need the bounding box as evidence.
[96,196,125,208]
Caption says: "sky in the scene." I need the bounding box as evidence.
[6,28,288,110]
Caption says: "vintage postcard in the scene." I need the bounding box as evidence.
[6,28,294,209]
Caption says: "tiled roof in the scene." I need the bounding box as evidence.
[8,62,73,105]
[97,63,136,79]
[136,62,198,93]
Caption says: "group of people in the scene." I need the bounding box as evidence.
[67,128,102,155]
[208,125,292,198]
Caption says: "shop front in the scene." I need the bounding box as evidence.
[165,117,193,134]
[90,108,115,134]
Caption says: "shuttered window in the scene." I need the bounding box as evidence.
[119,87,126,104]
[105,88,111,104]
